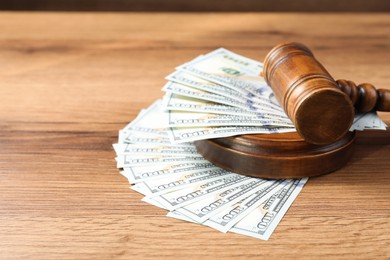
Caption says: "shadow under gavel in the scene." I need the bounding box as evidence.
[194,42,390,179]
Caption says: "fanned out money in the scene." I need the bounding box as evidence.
[114,48,386,240]
[115,101,308,240]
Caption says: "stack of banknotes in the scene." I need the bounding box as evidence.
[114,48,386,240]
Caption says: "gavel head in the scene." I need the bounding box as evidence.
[263,42,355,145]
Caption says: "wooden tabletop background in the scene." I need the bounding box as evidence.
[0,12,389,259]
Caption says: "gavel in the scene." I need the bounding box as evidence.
[263,42,390,145]
[195,42,390,178]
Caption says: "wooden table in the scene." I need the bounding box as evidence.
[0,12,389,259]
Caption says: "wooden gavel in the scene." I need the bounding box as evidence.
[195,42,390,179]
[263,42,390,144]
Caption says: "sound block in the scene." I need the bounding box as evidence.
[194,131,356,179]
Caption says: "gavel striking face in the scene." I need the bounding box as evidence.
[263,42,390,145]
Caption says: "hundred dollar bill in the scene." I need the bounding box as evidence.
[350,112,387,131]
[113,143,198,156]
[126,126,168,137]
[167,125,295,143]
[118,107,161,143]
[120,125,169,144]
[351,113,372,131]
[120,100,162,131]
[143,174,249,211]
[166,70,248,102]
[131,168,231,196]
[118,129,130,143]
[204,179,288,233]
[118,100,174,143]
[166,70,284,113]
[121,162,218,184]
[121,135,173,145]
[177,49,291,113]
[165,110,294,128]
[119,100,168,136]
[174,178,276,223]
[162,93,244,115]
[162,93,287,118]
[120,107,149,132]
[162,82,249,109]
[116,154,206,168]
[230,178,308,240]
[368,113,387,129]
[118,125,168,143]
[119,128,167,139]
[177,48,266,96]
[120,127,191,146]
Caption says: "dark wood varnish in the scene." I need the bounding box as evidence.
[263,42,355,145]
[195,132,355,179]
[336,80,390,112]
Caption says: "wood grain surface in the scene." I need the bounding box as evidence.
[0,12,389,259]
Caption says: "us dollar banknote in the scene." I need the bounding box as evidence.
[162,81,249,109]
[166,70,283,112]
[166,70,248,102]
[162,90,285,118]
[176,48,266,96]
[230,178,308,240]
[113,143,198,156]
[167,125,295,143]
[162,93,287,117]
[204,180,287,233]
[165,110,293,128]
[116,154,206,168]
[132,168,230,197]
[143,174,249,210]
[121,162,218,184]
[173,178,276,223]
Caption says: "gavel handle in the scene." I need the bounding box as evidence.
[336,80,390,113]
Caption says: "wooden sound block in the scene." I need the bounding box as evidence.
[194,132,356,179]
